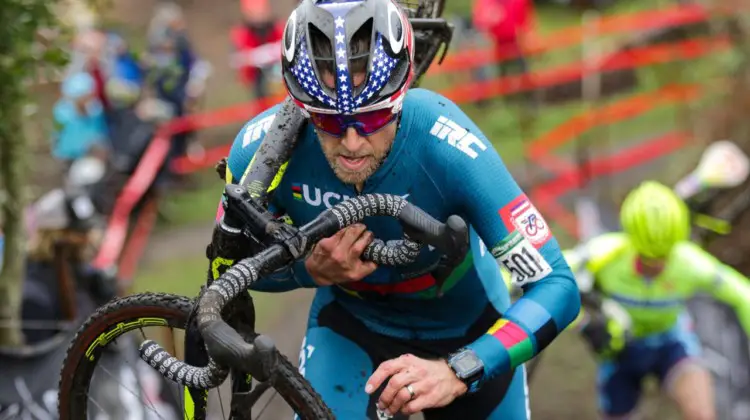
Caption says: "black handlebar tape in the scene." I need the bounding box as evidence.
[362,237,422,265]
[301,194,409,238]
[196,247,286,370]
[301,194,421,265]
[139,340,229,389]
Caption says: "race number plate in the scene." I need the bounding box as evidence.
[492,231,552,286]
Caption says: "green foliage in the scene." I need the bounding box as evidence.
[0,0,65,98]
[0,0,69,346]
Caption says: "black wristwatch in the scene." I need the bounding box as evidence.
[447,348,485,393]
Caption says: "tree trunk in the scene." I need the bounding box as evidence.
[0,106,27,347]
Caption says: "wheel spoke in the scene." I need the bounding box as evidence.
[254,390,279,420]
[97,362,166,419]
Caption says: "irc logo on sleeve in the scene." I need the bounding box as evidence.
[429,116,488,159]
[242,114,276,148]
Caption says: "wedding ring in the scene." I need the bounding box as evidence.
[405,384,416,400]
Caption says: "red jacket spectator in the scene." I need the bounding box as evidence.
[231,0,284,91]
[230,21,285,86]
[473,0,533,47]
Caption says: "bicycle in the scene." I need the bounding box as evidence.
[59,188,470,419]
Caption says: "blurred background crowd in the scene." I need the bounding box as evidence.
[2,0,750,418]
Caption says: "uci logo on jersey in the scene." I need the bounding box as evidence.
[429,116,487,159]
[292,183,409,209]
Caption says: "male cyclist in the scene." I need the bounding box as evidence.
[218,0,580,417]
[564,181,750,420]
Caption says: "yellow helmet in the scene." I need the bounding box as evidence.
[620,181,690,258]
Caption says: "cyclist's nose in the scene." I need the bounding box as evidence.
[341,127,365,152]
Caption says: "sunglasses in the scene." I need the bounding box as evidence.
[309,108,398,137]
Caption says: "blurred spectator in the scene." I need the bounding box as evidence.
[22,186,116,344]
[145,2,210,164]
[52,72,110,165]
[104,33,146,110]
[67,28,112,110]
[66,27,148,115]
[473,0,533,77]
[230,0,284,99]
[146,2,209,114]
[451,16,497,89]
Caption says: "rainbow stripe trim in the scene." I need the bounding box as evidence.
[292,183,303,201]
[488,319,535,368]
[505,298,558,353]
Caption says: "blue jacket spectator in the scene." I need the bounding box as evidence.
[52,72,109,162]
[105,33,146,108]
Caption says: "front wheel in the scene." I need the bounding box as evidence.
[58,292,333,419]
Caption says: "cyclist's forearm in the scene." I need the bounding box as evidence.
[709,265,750,332]
[466,271,580,380]
[710,265,750,335]
[565,290,607,331]
[565,306,588,331]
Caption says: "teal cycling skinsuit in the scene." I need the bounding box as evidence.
[565,232,750,417]
[223,88,581,419]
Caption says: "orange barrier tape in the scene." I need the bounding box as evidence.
[173,144,232,175]
[92,133,171,270]
[533,131,690,198]
[162,95,282,136]
[527,83,702,159]
[433,2,715,75]
[172,37,726,174]
[116,195,160,283]
[440,36,727,104]
[531,131,690,238]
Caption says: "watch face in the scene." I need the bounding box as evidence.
[454,353,480,372]
[451,350,483,380]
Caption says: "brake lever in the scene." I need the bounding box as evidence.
[223,185,276,244]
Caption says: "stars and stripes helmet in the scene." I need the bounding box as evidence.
[281,0,415,115]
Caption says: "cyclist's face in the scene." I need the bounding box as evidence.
[637,255,666,276]
[317,71,397,187]
[317,120,397,187]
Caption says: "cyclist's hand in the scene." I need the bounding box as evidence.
[365,354,467,416]
[581,314,627,359]
[305,223,377,286]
